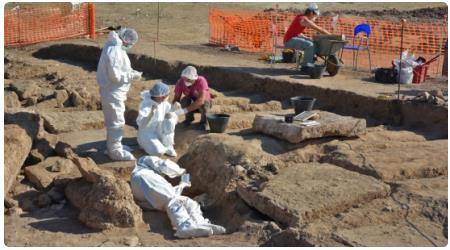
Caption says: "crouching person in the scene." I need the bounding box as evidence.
[172,66,213,130]
[130,156,226,238]
[137,82,186,157]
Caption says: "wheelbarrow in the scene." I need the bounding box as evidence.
[298,34,347,77]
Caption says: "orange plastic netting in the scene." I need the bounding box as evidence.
[5,3,95,47]
[209,8,448,75]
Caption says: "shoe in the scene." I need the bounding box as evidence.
[182,119,193,127]
[165,147,178,157]
[108,148,136,161]
[174,220,213,239]
[299,66,312,75]
[201,223,226,235]
[197,121,208,131]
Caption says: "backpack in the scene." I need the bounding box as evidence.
[374,67,398,84]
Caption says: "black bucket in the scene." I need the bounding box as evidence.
[290,96,316,115]
[310,64,326,79]
[206,113,230,133]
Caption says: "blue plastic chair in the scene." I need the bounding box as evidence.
[340,23,372,71]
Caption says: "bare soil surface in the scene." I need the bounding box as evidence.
[4,3,448,247]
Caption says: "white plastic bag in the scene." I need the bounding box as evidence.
[399,66,413,84]
[393,51,417,84]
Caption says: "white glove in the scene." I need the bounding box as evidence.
[131,70,142,81]
[174,108,188,116]
[171,102,182,112]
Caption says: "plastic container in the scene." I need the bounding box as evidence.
[412,64,429,84]
[290,96,316,115]
[206,113,230,133]
[310,64,326,79]
[282,50,295,63]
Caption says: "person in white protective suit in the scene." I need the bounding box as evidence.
[136,82,182,157]
[96,27,142,161]
[131,156,226,238]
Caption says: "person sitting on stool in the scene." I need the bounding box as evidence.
[283,3,331,73]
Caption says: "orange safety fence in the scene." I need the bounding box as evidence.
[5,3,96,47]
[209,8,448,76]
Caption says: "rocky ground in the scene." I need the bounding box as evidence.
[4,42,448,247]
[4,2,448,246]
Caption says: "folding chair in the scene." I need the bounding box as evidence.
[340,23,372,71]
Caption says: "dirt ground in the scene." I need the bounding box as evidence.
[3,2,448,247]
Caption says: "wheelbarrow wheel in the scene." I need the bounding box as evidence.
[326,54,341,76]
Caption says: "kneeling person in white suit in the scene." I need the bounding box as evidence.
[131,156,226,238]
[137,82,182,157]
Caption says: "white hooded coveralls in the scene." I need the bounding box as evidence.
[130,156,226,238]
[137,91,177,156]
[96,31,136,161]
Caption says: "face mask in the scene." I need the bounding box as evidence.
[121,44,133,51]
[184,80,193,87]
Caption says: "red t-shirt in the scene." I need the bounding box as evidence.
[174,76,212,101]
[283,15,308,43]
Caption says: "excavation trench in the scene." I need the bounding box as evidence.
[33,44,448,139]
[20,44,448,245]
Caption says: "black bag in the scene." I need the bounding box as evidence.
[374,67,398,84]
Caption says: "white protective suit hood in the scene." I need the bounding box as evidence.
[106,30,123,47]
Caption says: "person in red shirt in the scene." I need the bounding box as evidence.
[173,66,212,129]
[284,3,331,72]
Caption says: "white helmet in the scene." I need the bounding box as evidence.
[181,66,198,81]
[307,3,320,16]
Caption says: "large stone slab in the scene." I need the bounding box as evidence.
[320,131,448,181]
[4,124,32,195]
[332,217,447,247]
[298,175,448,246]
[210,101,282,114]
[237,163,390,227]
[24,156,81,190]
[252,111,366,143]
[9,80,41,100]
[41,110,105,134]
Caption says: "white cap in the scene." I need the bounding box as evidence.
[307,3,320,16]
[118,27,139,45]
[181,66,198,81]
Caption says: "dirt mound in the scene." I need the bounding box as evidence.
[264,7,447,22]
[178,134,284,231]
[322,7,447,22]
[179,133,282,201]
[5,55,101,111]
[64,151,143,230]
